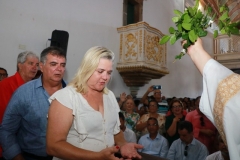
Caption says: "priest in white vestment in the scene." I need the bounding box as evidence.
[185,38,240,160]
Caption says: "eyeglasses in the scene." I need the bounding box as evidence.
[154,92,161,95]
[172,105,182,109]
[200,117,205,126]
[184,145,188,156]
[0,74,8,77]
[147,123,158,127]
[149,104,157,107]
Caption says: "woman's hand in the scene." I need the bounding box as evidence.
[120,143,143,159]
[99,146,123,160]
[173,117,181,123]
[119,92,127,103]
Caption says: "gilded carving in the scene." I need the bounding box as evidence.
[120,33,123,61]
[116,21,169,96]
[139,30,142,57]
[125,33,138,61]
[145,34,162,64]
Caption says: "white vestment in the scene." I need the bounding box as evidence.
[200,59,240,160]
[205,151,224,160]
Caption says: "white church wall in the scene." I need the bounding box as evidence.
[0,0,213,98]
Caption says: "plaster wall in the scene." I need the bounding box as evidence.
[0,0,213,98]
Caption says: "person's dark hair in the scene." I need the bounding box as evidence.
[178,121,193,133]
[33,70,42,80]
[0,67,8,75]
[119,112,125,121]
[134,99,140,107]
[195,96,201,102]
[147,117,158,125]
[40,46,66,63]
[148,100,158,108]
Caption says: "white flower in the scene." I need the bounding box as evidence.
[181,49,186,54]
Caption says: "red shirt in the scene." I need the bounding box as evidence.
[0,72,24,157]
[185,110,217,153]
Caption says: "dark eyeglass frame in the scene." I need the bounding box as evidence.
[200,116,205,126]
[0,73,8,77]
[172,105,182,109]
[147,123,158,127]
[184,145,188,156]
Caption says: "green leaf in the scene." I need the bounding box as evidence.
[219,11,228,21]
[172,17,180,23]
[182,33,189,40]
[170,34,177,45]
[159,35,171,44]
[213,30,218,38]
[228,22,239,27]
[174,10,183,17]
[183,14,191,23]
[220,6,224,13]
[196,11,203,19]
[229,27,239,35]
[198,29,208,37]
[182,23,192,30]
[218,20,224,30]
[183,41,191,49]
[177,24,182,32]
[175,32,182,40]
[220,28,226,34]
[169,27,175,34]
[194,0,199,11]
[226,18,231,24]
[207,7,212,15]
[188,7,194,17]
[189,30,197,42]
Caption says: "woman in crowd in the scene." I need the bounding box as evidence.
[121,98,140,136]
[165,98,185,146]
[46,46,142,159]
[136,100,165,137]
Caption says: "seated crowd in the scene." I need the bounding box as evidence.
[117,85,229,160]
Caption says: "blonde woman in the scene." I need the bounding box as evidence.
[46,46,142,159]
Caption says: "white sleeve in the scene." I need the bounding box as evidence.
[200,59,233,122]
[49,86,74,110]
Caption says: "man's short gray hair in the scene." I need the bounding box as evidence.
[17,51,39,71]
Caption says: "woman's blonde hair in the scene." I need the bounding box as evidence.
[69,46,114,94]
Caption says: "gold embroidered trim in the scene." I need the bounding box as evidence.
[213,73,240,146]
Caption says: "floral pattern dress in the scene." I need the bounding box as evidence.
[120,111,140,137]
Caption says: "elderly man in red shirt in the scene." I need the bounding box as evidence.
[0,51,39,159]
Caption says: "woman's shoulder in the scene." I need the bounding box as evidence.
[105,90,115,98]
[50,85,79,100]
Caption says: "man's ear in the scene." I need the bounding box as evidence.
[39,62,44,72]
[17,63,22,71]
